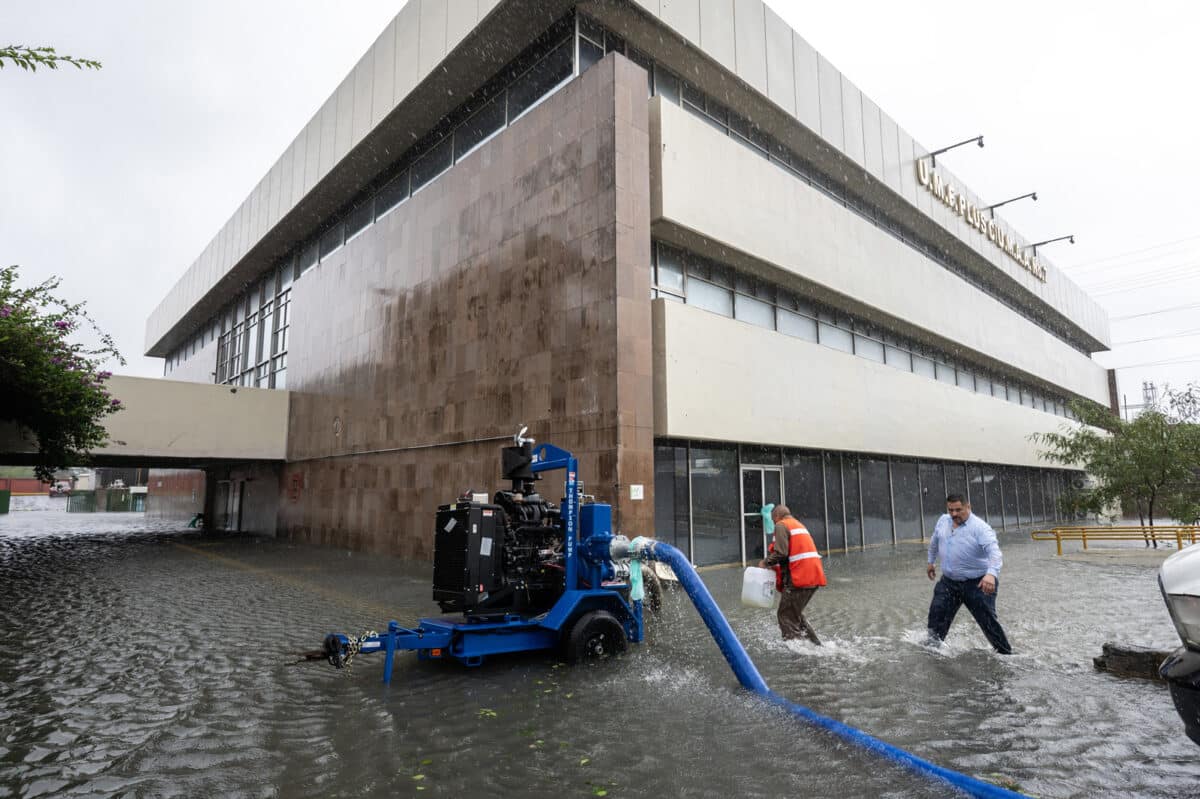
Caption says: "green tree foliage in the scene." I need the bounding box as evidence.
[0,266,125,481]
[0,45,101,72]
[1034,390,1200,525]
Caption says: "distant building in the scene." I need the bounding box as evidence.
[145,1,1111,564]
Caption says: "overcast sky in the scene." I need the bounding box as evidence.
[4,1,1198,411]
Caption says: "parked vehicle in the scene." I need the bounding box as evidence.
[1159,543,1200,745]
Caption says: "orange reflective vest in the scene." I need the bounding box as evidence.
[780,516,826,588]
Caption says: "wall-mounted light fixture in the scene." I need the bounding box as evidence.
[984,191,1037,219]
[928,135,983,167]
[1028,235,1075,256]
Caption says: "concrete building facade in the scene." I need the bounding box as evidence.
[146,0,1111,565]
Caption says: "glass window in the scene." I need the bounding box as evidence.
[982,465,1001,527]
[885,345,911,371]
[344,200,374,242]
[734,294,774,329]
[603,31,625,56]
[956,370,975,391]
[578,36,603,73]
[783,450,826,553]
[855,334,885,363]
[705,98,729,129]
[687,279,732,317]
[578,14,604,45]
[455,94,507,161]
[627,47,654,96]
[654,66,680,105]
[844,457,862,549]
[278,259,294,292]
[654,443,690,561]
[681,80,704,112]
[690,444,740,566]
[819,322,854,354]
[824,453,845,552]
[411,135,453,193]
[655,245,684,294]
[976,374,992,396]
[992,380,1007,400]
[728,111,750,140]
[298,243,318,276]
[741,445,780,465]
[919,461,945,537]
[318,224,343,261]
[912,354,935,379]
[748,124,770,155]
[945,462,968,500]
[508,39,572,122]
[777,309,817,342]
[861,459,892,547]
[935,362,956,385]
[1002,468,1020,528]
[891,460,922,540]
[1007,385,1022,405]
[375,171,410,219]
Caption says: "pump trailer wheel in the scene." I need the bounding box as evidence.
[564,610,627,663]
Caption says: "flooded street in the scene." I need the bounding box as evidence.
[1,512,1197,798]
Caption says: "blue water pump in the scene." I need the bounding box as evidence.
[322,431,644,681]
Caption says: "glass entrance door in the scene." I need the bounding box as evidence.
[741,467,783,565]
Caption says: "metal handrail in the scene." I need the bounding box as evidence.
[1031,525,1200,555]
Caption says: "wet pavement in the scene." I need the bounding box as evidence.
[1,511,1197,798]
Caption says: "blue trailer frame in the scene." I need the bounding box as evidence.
[323,442,643,681]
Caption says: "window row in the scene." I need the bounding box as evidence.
[164,15,581,382]
[655,439,1078,567]
[651,241,1080,420]
[578,15,1092,356]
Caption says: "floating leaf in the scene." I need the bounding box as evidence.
[420,758,433,766]
[412,774,425,781]
[580,757,590,766]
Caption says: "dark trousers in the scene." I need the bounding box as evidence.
[927,576,1012,654]
[778,586,821,644]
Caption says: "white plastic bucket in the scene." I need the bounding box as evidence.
[741,566,777,609]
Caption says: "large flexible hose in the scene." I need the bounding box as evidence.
[628,538,1026,799]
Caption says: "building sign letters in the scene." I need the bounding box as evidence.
[916,160,1047,282]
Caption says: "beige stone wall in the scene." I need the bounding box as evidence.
[279,56,653,558]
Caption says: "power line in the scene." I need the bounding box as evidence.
[1110,302,1200,321]
[1067,233,1200,269]
[1082,261,1200,295]
[1108,356,1200,370]
[1111,327,1200,346]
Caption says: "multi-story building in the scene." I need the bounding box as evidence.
[145,0,1111,564]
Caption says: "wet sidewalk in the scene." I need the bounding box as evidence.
[1,511,1196,798]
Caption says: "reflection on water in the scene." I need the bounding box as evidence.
[1,512,1197,798]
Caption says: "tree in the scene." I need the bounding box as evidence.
[0,266,125,481]
[1034,391,1200,526]
[0,45,101,71]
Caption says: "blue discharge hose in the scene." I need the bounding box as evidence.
[631,538,1027,799]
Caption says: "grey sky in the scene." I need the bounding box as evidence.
[4,1,1198,409]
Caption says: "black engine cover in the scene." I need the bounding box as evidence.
[432,502,502,612]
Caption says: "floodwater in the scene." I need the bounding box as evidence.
[1,512,1197,799]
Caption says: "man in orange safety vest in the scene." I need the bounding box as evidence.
[758,504,826,644]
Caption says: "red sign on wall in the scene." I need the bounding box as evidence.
[287,472,304,503]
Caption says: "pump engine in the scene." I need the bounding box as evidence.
[432,435,568,615]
